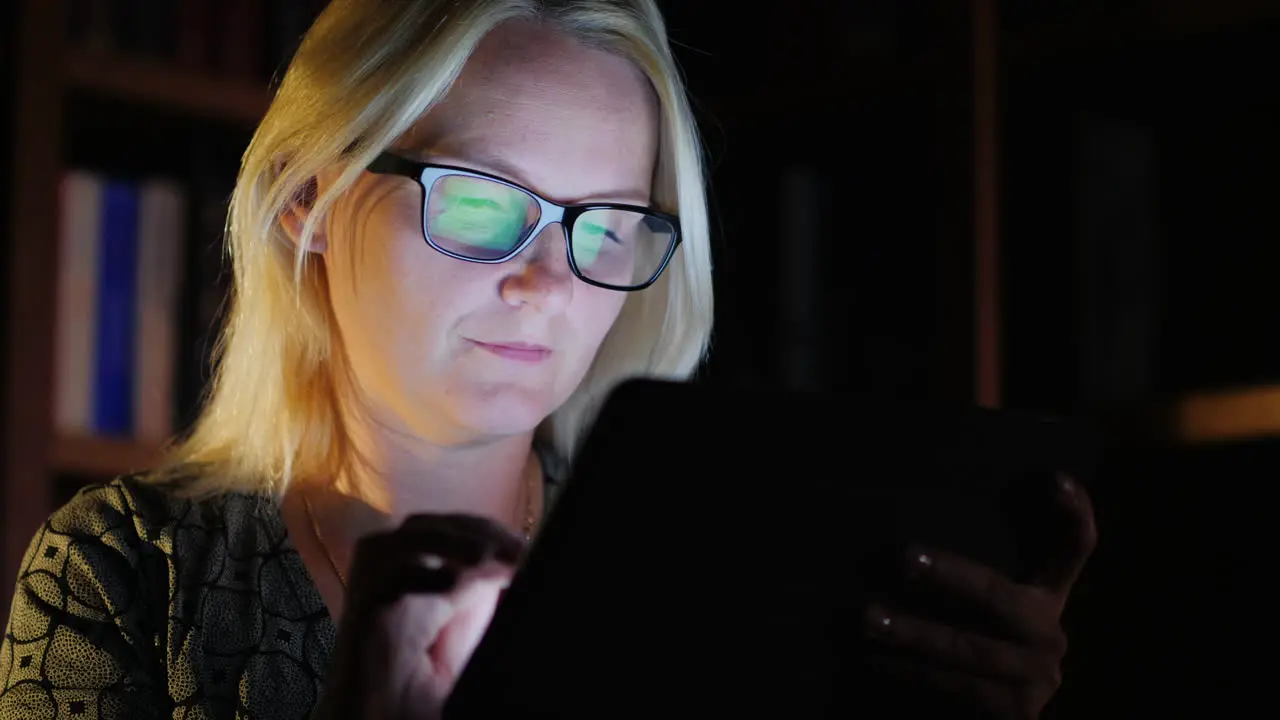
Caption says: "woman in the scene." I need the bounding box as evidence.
[1,1,1094,718]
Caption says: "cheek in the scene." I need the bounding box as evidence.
[327,180,422,291]
[327,186,460,367]
[569,289,628,361]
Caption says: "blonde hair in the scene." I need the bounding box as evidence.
[155,0,714,498]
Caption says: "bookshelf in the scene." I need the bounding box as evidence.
[1172,386,1280,443]
[5,0,70,617]
[50,433,166,477]
[999,0,1280,441]
[1,0,316,613]
[994,12,1280,711]
[65,50,270,126]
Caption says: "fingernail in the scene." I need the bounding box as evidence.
[915,551,934,571]
[866,605,893,635]
[1059,474,1079,502]
[905,548,933,579]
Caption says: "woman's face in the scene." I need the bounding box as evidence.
[316,21,658,444]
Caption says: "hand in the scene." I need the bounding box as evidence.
[311,514,526,720]
[864,473,1098,719]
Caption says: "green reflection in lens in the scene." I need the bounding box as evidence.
[431,181,527,251]
[573,218,608,266]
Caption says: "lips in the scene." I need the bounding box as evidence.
[469,339,553,363]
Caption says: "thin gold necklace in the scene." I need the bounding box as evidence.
[301,466,540,590]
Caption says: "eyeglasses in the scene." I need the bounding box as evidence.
[366,151,682,291]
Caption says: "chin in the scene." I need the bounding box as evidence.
[445,383,561,439]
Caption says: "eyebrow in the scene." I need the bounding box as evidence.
[409,144,653,206]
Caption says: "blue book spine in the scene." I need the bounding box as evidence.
[93,180,139,436]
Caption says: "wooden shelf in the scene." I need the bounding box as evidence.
[64,50,270,126]
[50,433,164,477]
[1172,385,1280,444]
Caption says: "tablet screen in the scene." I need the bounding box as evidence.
[446,380,1093,718]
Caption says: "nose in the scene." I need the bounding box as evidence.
[498,223,574,314]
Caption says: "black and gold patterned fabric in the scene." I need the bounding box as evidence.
[1,476,334,719]
[0,466,562,720]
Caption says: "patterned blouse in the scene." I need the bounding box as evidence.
[0,471,560,720]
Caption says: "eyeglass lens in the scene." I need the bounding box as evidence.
[424,174,675,288]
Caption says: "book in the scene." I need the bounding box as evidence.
[134,179,186,441]
[93,180,140,436]
[53,172,104,435]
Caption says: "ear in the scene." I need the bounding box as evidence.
[281,176,328,253]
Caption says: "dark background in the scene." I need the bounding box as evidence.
[661,3,1279,716]
[664,3,1279,714]
[5,0,1279,716]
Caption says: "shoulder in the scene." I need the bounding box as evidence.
[11,474,294,654]
[48,474,181,535]
[37,475,178,571]
[5,476,215,664]
[5,477,301,715]
[32,474,285,597]
[47,474,274,548]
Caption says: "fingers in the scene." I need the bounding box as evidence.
[366,565,461,606]
[1031,473,1098,594]
[354,514,525,571]
[432,560,514,678]
[347,550,514,674]
[866,603,1063,684]
[902,546,1064,649]
[346,513,527,609]
[400,513,527,565]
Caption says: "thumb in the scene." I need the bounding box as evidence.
[433,560,515,684]
[1030,473,1099,595]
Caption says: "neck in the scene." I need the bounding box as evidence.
[313,401,540,542]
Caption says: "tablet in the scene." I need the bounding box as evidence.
[445,379,1094,718]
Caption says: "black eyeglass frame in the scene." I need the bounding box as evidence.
[367,151,683,292]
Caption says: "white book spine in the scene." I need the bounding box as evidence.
[134,179,186,443]
[53,171,103,435]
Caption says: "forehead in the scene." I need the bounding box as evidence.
[397,21,660,205]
